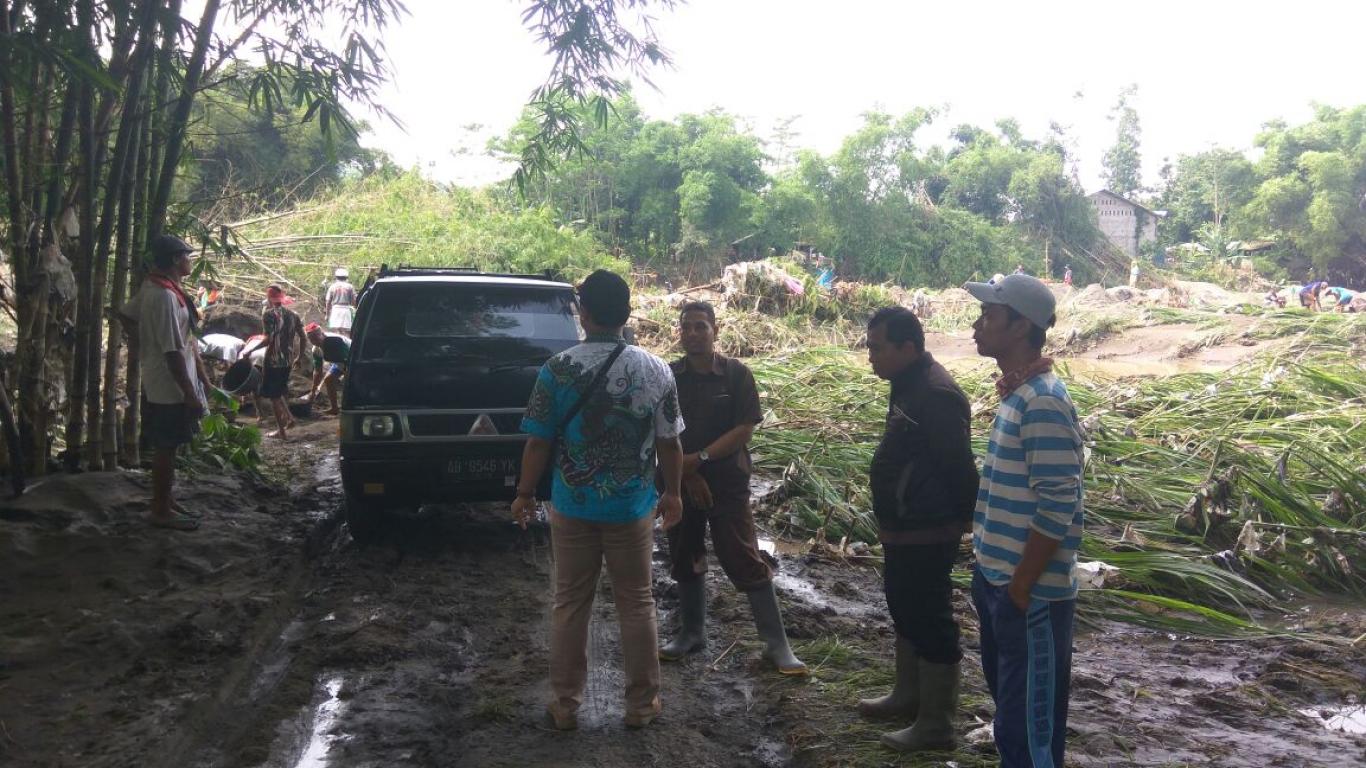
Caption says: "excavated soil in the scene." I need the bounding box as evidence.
[1,417,1363,767]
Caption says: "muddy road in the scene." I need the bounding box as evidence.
[1,417,1363,767]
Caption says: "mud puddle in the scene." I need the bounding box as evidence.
[2,418,1363,767]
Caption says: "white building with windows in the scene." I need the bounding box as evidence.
[1088,189,1164,258]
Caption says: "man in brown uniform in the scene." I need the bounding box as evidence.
[658,301,806,676]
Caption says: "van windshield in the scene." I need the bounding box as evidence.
[357,282,579,362]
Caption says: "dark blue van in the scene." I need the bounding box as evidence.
[338,267,579,542]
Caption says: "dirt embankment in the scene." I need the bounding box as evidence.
[1,419,1363,767]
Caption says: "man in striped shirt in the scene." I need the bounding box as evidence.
[964,274,1084,768]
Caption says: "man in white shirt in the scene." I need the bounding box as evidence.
[136,235,208,531]
[325,267,357,334]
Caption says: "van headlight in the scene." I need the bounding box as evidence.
[359,414,399,438]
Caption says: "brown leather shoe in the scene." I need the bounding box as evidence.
[624,696,662,729]
[543,704,577,731]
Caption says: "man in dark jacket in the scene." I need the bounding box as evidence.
[858,306,980,753]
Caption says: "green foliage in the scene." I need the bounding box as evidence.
[782,111,1094,284]
[497,94,768,273]
[750,335,1366,633]
[1156,148,1257,246]
[513,0,677,193]
[495,99,1104,287]
[236,170,625,286]
[1159,104,1366,283]
[185,413,263,472]
[1101,84,1144,198]
[182,64,389,213]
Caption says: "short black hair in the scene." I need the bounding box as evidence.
[678,300,716,327]
[867,306,925,353]
[1005,306,1054,350]
[577,269,631,327]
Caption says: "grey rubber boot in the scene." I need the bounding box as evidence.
[658,578,706,661]
[880,659,959,752]
[746,582,808,676]
[857,634,919,720]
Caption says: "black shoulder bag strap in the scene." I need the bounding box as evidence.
[555,342,627,444]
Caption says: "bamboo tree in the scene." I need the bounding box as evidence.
[82,0,157,466]
[123,0,181,465]
[121,83,153,468]
[102,112,140,469]
[147,0,221,236]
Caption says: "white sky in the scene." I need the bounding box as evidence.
[358,0,1366,191]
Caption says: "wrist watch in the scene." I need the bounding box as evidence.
[697,449,710,463]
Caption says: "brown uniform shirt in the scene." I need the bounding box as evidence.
[670,353,764,500]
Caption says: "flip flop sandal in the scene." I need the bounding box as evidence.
[171,501,202,518]
[148,513,200,531]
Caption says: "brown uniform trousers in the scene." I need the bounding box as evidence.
[666,354,770,591]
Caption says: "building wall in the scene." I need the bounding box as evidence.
[1089,191,1157,258]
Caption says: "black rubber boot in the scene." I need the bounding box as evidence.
[857,634,918,720]
[658,578,706,661]
[880,659,959,752]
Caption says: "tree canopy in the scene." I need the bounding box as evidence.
[496,99,1105,285]
[1155,105,1366,283]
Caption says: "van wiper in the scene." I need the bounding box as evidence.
[487,356,549,373]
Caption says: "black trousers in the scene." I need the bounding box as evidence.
[883,541,962,665]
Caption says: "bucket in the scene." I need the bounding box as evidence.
[222,359,261,395]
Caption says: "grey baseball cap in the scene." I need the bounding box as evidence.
[963,274,1057,329]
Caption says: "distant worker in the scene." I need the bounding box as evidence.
[859,307,980,753]
[304,323,348,415]
[1324,286,1356,312]
[326,268,357,335]
[1013,264,1025,275]
[199,332,246,366]
[195,281,222,312]
[1299,280,1329,311]
[261,284,306,440]
[1063,265,1073,287]
[1129,258,1140,287]
[657,301,806,677]
[963,274,1084,768]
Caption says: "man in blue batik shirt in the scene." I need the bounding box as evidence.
[513,270,684,732]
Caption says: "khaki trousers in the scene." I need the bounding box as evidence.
[548,508,661,721]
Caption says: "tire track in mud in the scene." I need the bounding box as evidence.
[151,556,317,768]
[167,497,801,768]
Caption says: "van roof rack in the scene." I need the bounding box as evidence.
[377,264,564,282]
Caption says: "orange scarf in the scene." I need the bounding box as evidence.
[148,273,201,335]
[995,357,1054,400]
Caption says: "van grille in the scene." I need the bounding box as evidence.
[406,413,524,437]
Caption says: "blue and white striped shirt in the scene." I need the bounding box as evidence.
[972,371,1084,601]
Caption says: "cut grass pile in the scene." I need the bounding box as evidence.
[749,334,1365,635]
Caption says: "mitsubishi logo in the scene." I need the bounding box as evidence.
[469,413,499,436]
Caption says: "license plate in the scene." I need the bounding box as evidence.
[446,457,518,481]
